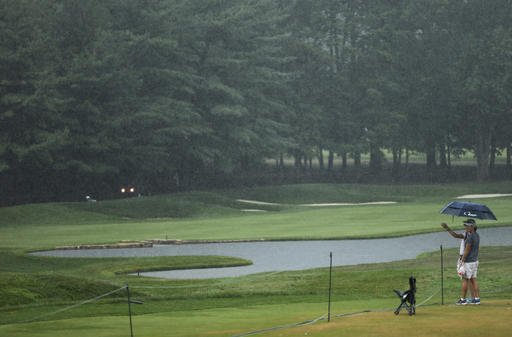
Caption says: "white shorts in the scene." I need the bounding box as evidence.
[461,261,479,279]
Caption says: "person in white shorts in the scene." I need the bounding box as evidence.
[441,219,480,305]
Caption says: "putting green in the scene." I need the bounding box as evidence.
[263,300,512,337]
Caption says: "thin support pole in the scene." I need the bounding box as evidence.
[328,252,333,322]
[440,245,444,305]
[127,284,134,337]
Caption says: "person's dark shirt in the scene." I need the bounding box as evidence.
[465,232,480,262]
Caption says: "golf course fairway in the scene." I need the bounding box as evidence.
[1,183,511,336]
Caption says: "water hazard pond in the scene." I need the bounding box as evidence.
[32,227,512,279]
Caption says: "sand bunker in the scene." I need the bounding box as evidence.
[456,193,512,199]
[237,199,280,205]
[298,201,397,207]
[237,199,396,207]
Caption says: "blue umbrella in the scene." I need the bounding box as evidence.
[440,201,497,220]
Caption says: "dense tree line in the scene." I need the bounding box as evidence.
[1,0,512,204]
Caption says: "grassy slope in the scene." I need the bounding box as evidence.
[1,182,512,251]
[0,249,251,307]
[1,182,512,336]
[1,246,511,336]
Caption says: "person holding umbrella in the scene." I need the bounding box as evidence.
[440,200,495,305]
[441,219,480,305]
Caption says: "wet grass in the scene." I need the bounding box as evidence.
[1,246,511,335]
[1,182,512,336]
[2,183,512,251]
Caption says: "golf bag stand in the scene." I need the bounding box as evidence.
[393,276,416,316]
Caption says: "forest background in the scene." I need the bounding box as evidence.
[2,0,512,206]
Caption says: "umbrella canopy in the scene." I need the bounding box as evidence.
[440,201,497,220]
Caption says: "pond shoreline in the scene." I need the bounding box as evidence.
[47,224,512,251]
[52,238,270,250]
[32,227,512,279]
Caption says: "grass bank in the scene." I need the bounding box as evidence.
[1,246,512,336]
[1,182,512,251]
[1,182,511,336]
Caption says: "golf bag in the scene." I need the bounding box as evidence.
[393,276,416,315]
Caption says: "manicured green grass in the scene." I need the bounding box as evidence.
[3,300,511,337]
[2,182,512,251]
[1,246,511,336]
[1,182,512,336]
[0,249,251,307]
[262,301,512,337]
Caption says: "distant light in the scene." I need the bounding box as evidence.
[121,188,126,193]
[130,187,135,193]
